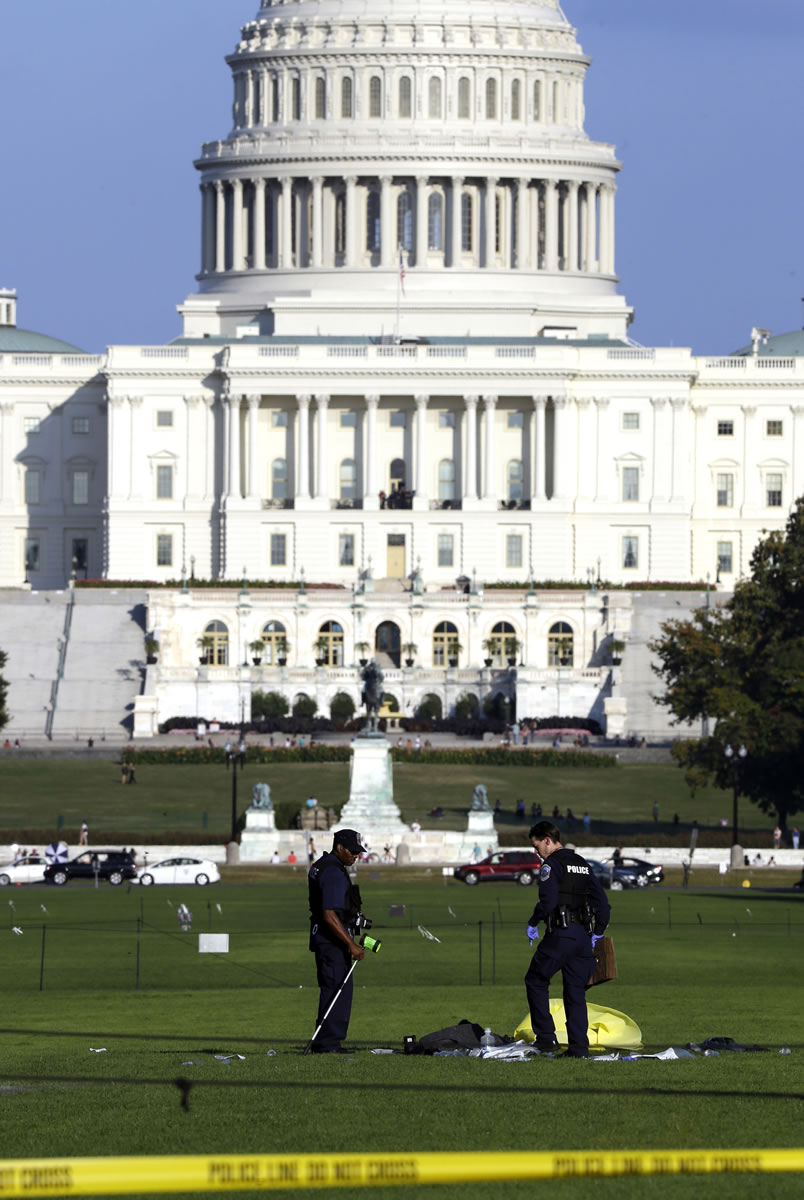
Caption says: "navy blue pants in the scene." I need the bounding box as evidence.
[524,927,594,1053]
[311,939,354,1051]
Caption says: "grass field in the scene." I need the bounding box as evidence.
[0,758,781,849]
[2,873,803,1199]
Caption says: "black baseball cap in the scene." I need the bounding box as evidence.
[333,829,367,854]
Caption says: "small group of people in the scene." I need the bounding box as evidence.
[378,487,414,510]
[2,738,22,750]
[395,736,432,751]
[120,762,137,785]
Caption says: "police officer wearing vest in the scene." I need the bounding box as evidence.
[524,820,611,1057]
[307,829,366,1053]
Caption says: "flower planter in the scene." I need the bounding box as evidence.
[252,657,262,666]
[405,659,414,668]
[484,658,493,667]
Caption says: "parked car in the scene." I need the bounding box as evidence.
[0,853,49,886]
[454,850,541,887]
[588,857,664,890]
[136,857,220,886]
[43,850,137,887]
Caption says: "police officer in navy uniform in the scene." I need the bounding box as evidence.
[307,829,366,1053]
[524,820,611,1057]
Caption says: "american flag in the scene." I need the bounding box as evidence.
[398,247,406,297]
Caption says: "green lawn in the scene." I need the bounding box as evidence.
[1,877,803,1198]
[0,759,777,849]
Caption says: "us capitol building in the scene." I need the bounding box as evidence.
[1,0,802,738]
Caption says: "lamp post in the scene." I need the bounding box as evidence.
[724,743,747,846]
[224,734,247,845]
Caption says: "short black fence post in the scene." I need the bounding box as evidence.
[135,918,142,990]
[478,920,483,986]
[39,924,46,992]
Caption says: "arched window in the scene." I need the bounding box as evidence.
[369,75,382,118]
[458,76,471,119]
[461,193,473,252]
[375,620,401,667]
[335,193,345,254]
[533,79,542,121]
[548,621,574,667]
[433,621,459,667]
[428,77,442,119]
[485,78,497,119]
[291,76,301,121]
[511,78,521,121]
[316,621,344,666]
[315,77,326,119]
[487,621,516,666]
[340,458,357,500]
[202,620,229,666]
[272,458,288,500]
[341,77,353,118]
[366,191,381,251]
[399,76,412,118]
[261,620,287,665]
[507,459,524,501]
[389,457,405,493]
[428,193,443,250]
[397,191,413,251]
[438,459,455,501]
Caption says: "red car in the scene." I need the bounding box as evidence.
[454,850,541,887]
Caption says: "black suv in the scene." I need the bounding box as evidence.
[44,850,137,887]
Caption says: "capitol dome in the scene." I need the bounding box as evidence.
[0,289,86,354]
[179,0,631,341]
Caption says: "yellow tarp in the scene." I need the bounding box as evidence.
[515,1000,643,1050]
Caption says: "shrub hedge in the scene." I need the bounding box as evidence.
[125,745,616,768]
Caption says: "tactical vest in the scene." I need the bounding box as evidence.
[308,853,362,936]
[551,847,594,913]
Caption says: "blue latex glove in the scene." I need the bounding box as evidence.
[527,924,539,946]
[591,934,603,949]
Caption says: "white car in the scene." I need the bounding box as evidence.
[136,857,220,887]
[0,854,49,886]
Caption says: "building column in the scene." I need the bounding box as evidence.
[227,395,242,498]
[650,398,670,504]
[484,177,498,268]
[311,175,323,268]
[295,394,311,503]
[363,394,380,510]
[669,397,687,503]
[280,177,293,268]
[415,175,428,267]
[450,176,463,268]
[575,398,594,502]
[345,176,357,268]
[593,397,611,502]
[584,182,597,272]
[253,178,266,270]
[462,395,479,502]
[215,181,226,272]
[741,405,758,512]
[531,395,547,502]
[247,395,260,499]
[314,394,330,500]
[128,397,144,500]
[200,184,213,273]
[413,394,429,509]
[380,175,393,267]
[183,395,203,500]
[566,181,579,271]
[231,178,245,271]
[482,395,497,503]
[792,405,804,507]
[544,179,559,271]
[551,396,570,501]
[599,184,615,275]
[106,395,127,501]
[516,179,529,268]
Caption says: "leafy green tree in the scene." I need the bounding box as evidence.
[0,649,8,732]
[415,694,442,721]
[651,498,804,827]
[330,692,355,723]
[251,690,289,719]
[292,694,317,719]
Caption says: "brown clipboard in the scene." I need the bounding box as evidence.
[586,936,617,989]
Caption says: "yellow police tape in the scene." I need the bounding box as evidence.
[1,1149,803,1195]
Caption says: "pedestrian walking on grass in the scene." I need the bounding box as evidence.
[79,821,89,846]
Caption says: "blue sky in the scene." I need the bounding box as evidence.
[1,0,802,354]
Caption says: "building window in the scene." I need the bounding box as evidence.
[508,411,524,428]
[397,191,413,251]
[488,621,515,666]
[72,471,89,505]
[261,620,286,664]
[548,621,574,667]
[511,78,522,120]
[438,534,454,567]
[485,78,497,119]
[271,410,288,427]
[291,76,301,121]
[399,76,412,118]
[717,420,734,437]
[507,460,524,501]
[369,75,382,118]
[156,410,173,428]
[270,533,286,566]
[390,411,406,428]
[72,417,90,435]
[506,533,523,568]
[71,538,88,576]
[339,533,355,566]
[341,77,353,118]
[335,194,345,254]
[272,458,288,500]
[203,619,228,665]
[156,464,173,500]
[622,412,639,430]
[25,537,40,574]
[156,533,173,567]
[533,79,542,120]
[428,193,444,250]
[271,75,280,122]
[716,473,734,507]
[766,473,783,507]
[24,468,40,505]
[428,76,442,119]
[340,458,357,500]
[461,192,473,251]
[458,76,471,119]
[433,621,459,666]
[439,411,455,428]
[24,416,40,435]
[622,536,638,569]
[315,77,326,119]
[438,459,456,500]
[317,621,344,666]
[340,410,357,427]
[366,191,381,251]
[717,541,733,575]
[622,467,640,502]
[767,419,783,437]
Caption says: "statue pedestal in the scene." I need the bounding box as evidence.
[467,810,496,839]
[240,806,280,862]
[338,736,408,839]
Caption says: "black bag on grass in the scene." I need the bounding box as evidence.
[418,1019,485,1055]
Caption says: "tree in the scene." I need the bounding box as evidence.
[251,690,289,719]
[0,649,8,732]
[330,692,355,723]
[650,498,804,827]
